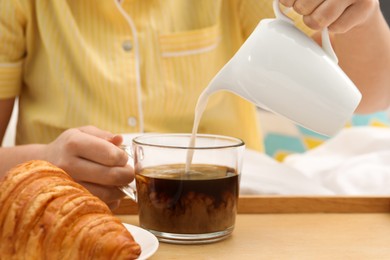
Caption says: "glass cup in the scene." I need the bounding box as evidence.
[120,133,245,244]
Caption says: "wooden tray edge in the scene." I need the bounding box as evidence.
[113,195,390,215]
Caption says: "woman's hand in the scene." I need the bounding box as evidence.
[279,0,380,33]
[44,125,133,210]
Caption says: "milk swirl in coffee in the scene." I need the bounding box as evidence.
[135,163,239,234]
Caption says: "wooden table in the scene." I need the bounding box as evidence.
[115,196,390,259]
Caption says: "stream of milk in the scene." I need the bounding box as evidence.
[185,87,214,172]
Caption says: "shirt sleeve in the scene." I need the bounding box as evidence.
[0,0,27,98]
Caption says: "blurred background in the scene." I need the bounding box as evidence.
[2,2,390,149]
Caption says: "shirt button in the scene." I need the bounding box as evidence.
[122,40,133,52]
[127,117,137,127]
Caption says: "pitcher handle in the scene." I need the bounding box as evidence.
[273,0,339,64]
[118,145,137,202]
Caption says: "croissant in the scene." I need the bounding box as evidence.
[0,160,141,260]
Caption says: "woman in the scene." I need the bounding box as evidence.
[0,0,389,208]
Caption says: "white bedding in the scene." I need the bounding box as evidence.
[241,127,390,195]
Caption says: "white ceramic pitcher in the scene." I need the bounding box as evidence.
[202,0,362,136]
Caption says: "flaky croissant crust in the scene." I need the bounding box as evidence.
[0,160,141,260]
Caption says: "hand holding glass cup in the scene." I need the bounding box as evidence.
[120,134,245,244]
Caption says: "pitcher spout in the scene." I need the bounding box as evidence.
[205,62,254,101]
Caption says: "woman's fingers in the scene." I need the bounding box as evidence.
[326,0,379,33]
[301,0,352,30]
[107,200,121,210]
[279,0,297,8]
[71,133,128,167]
[78,125,124,146]
[44,126,134,204]
[80,181,126,207]
[69,159,134,186]
[49,128,129,167]
[281,0,326,16]
[46,128,133,185]
[279,0,379,33]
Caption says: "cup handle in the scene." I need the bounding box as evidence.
[273,0,339,64]
[118,145,137,202]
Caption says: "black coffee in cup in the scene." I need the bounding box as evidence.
[135,163,240,234]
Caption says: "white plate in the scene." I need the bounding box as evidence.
[123,223,159,260]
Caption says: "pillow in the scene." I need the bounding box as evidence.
[259,109,390,161]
